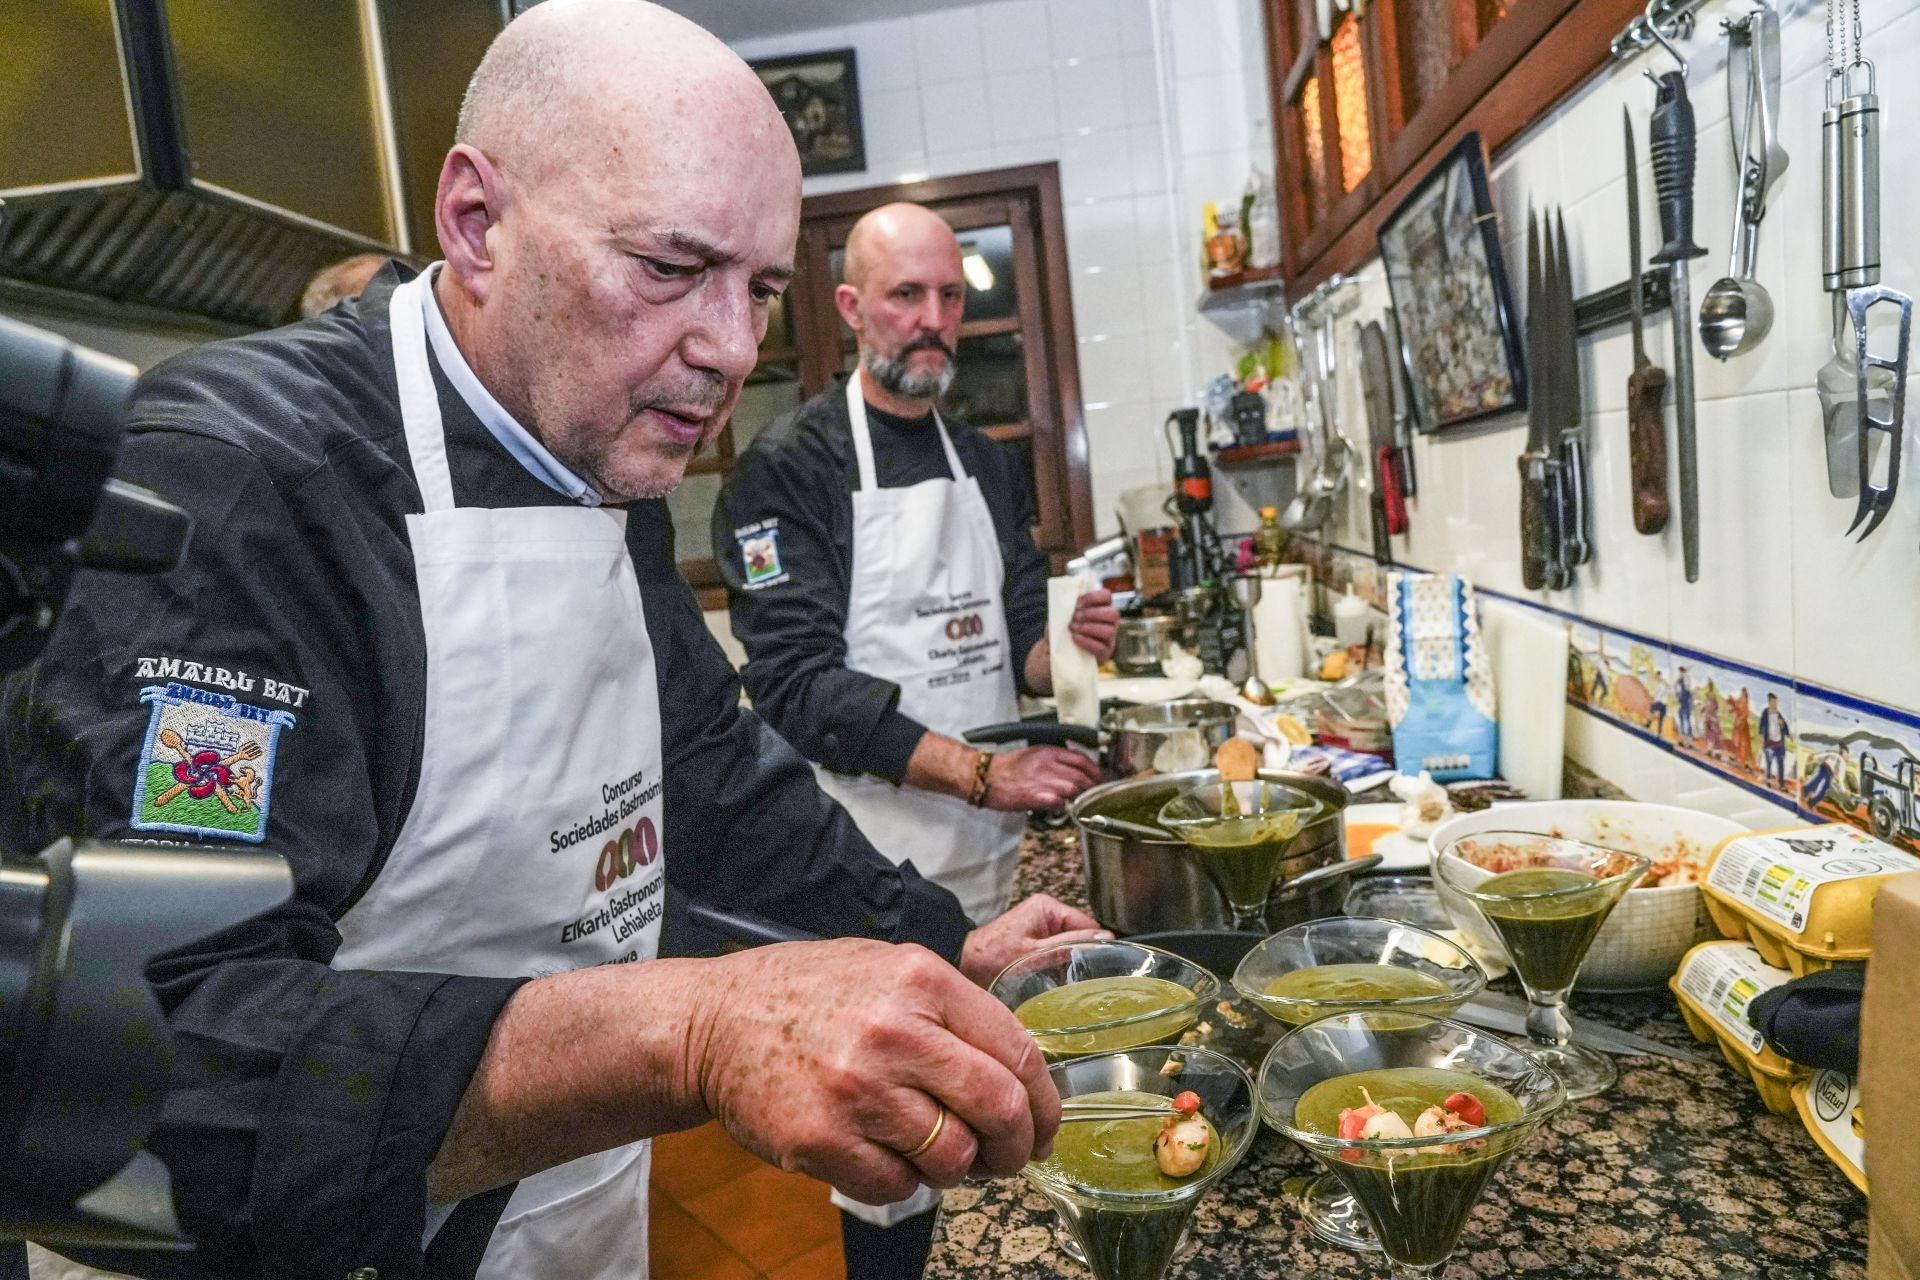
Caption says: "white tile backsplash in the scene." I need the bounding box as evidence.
[1054,56,1131,136]
[975,0,1053,72]
[1048,0,1126,62]
[912,7,986,85]
[987,69,1061,144]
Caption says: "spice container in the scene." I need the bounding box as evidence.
[1669,940,1805,1114]
[1700,824,1920,975]
[1791,1069,1867,1195]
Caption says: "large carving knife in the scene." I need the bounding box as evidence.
[1518,209,1564,591]
[1624,109,1671,534]
[1648,69,1708,582]
[1554,208,1591,567]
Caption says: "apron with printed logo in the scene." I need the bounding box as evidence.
[815,377,1026,1227]
[26,274,669,1280]
[335,272,667,1278]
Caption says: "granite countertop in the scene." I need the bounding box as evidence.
[923,823,1871,1280]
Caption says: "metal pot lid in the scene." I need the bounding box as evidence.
[1105,698,1239,733]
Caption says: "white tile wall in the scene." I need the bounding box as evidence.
[1284,0,1920,791]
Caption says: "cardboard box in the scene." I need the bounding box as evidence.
[1866,871,1920,1280]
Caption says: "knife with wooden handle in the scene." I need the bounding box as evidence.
[1624,108,1671,535]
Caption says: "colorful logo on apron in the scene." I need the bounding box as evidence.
[738,527,783,586]
[129,682,296,842]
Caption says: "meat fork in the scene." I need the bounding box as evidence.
[1843,285,1912,540]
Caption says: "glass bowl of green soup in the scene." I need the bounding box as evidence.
[1231,917,1487,1028]
[1258,1010,1565,1279]
[1027,1045,1259,1280]
[992,940,1221,1060]
[1231,916,1486,1253]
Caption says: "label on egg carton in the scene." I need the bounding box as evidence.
[1675,942,1789,1056]
[1800,1069,1866,1187]
[1705,824,1920,934]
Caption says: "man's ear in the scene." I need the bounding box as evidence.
[435,144,506,304]
[832,282,863,334]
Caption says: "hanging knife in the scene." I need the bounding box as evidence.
[1553,209,1591,568]
[1384,305,1418,499]
[1624,109,1672,534]
[1359,321,1404,554]
[1518,210,1566,591]
[1649,69,1708,582]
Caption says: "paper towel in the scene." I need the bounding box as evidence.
[1251,571,1307,681]
[1049,573,1101,727]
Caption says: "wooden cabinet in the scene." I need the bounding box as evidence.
[1264,0,1653,293]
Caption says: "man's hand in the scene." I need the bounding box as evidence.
[983,745,1104,812]
[959,893,1109,987]
[699,939,1061,1204]
[1067,587,1120,662]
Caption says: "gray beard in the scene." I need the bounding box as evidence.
[863,345,955,400]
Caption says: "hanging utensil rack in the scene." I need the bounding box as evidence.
[1612,0,1710,62]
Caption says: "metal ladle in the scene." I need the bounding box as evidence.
[1700,5,1785,360]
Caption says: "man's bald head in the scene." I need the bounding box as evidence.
[454,0,792,191]
[431,0,803,503]
[842,203,962,290]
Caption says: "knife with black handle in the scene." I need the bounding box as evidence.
[1649,68,1708,581]
[1554,207,1591,568]
[1624,108,1671,534]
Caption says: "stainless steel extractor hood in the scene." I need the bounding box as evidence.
[0,0,504,329]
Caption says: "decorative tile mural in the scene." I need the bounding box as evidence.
[1293,537,1915,851]
[1794,685,1920,857]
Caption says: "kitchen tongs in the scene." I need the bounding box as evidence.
[1844,285,1913,540]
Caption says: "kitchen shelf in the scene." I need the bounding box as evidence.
[1197,264,1287,314]
[1214,439,1302,469]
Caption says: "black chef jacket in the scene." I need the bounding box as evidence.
[713,386,1048,781]
[0,265,970,1280]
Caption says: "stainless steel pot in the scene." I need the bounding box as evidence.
[966,698,1236,776]
[1070,768,1355,934]
[1112,614,1181,674]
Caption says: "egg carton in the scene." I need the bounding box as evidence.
[1791,1071,1867,1197]
[1701,825,1920,977]
[1670,986,1805,1116]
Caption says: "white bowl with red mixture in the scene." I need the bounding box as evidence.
[1427,801,1748,992]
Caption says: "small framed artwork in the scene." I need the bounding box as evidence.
[1377,132,1527,434]
[751,48,866,178]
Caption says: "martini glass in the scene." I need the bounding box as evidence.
[1432,831,1651,1100]
[1231,918,1486,1251]
[1026,1045,1257,1280]
[1157,779,1330,930]
[1258,1010,1565,1279]
[990,940,1220,1060]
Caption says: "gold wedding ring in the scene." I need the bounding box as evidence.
[903,1106,946,1159]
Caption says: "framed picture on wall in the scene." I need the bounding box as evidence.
[751,48,866,178]
[1377,132,1527,433]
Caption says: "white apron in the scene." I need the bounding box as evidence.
[816,378,1025,1227]
[27,274,668,1280]
[336,273,667,1278]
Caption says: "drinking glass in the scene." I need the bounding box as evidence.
[1157,779,1330,930]
[1027,1045,1258,1280]
[1258,1010,1565,1279]
[1432,830,1650,1099]
[1231,917,1486,1250]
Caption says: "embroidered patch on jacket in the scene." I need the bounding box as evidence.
[739,528,784,587]
[130,682,296,843]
